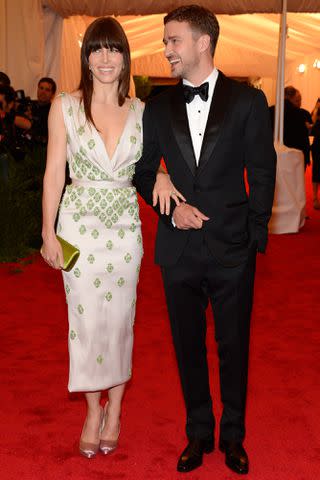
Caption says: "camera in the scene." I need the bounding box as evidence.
[15,89,32,115]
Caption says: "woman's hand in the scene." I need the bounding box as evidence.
[153,172,186,215]
[40,235,64,269]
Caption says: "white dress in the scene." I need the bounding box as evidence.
[58,93,143,392]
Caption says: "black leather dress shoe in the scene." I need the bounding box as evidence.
[177,437,214,473]
[219,440,249,474]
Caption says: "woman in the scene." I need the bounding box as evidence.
[41,17,182,458]
[311,98,320,209]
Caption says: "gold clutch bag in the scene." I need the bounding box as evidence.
[56,235,80,272]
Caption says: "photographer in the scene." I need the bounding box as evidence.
[29,77,56,144]
[0,85,31,161]
[0,85,32,179]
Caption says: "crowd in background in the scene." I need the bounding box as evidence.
[0,71,56,179]
[0,71,57,261]
[269,86,320,209]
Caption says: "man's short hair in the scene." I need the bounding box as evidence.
[0,85,16,104]
[164,5,220,57]
[38,77,57,94]
[0,72,11,87]
[284,86,297,100]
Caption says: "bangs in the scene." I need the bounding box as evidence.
[84,18,126,57]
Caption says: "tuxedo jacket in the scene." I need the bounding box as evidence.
[133,71,276,267]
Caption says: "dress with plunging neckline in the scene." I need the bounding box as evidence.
[92,99,133,162]
[57,92,144,392]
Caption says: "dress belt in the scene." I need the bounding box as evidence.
[71,178,133,189]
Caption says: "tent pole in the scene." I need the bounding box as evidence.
[279,0,287,145]
[274,24,282,143]
[274,0,287,145]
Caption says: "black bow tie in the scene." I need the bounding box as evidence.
[183,82,209,103]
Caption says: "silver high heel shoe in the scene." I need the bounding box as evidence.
[79,406,105,459]
[100,402,121,455]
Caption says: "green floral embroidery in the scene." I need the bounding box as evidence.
[91,229,99,239]
[130,102,135,110]
[137,234,142,244]
[106,263,114,273]
[67,106,73,116]
[65,284,70,295]
[77,304,84,314]
[88,187,96,197]
[117,277,125,287]
[130,136,137,144]
[94,193,101,203]
[106,240,113,250]
[80,146,87,157]
[124,253,132,263]
[105,219,112,229]
[105,292,112,302]
[57,222,62,233]
[73,213,80,222]
[93,207,100,217]
[106,192,114,202]
[70,330,76,340]
[87,199,94,210]
[107,206,113,216]
[97,355,103,364]
[118,229,125,239]
[130,223,136,232]
[136,264,140,274]
[87,254,95,264]
[99,212,107,222]
[88,139,95,149]
[136,123,141,132]
[74,268,81,278]
[100,199,107,209]
[80,207,87,216]
[94,278,101,288]
[111,214,119,224]
[79,225,86,235]
[78,126,85,135]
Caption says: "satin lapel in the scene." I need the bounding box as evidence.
[170,82,197,176]
[197,72,232,173]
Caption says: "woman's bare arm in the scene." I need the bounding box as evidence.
[41,96,67,268]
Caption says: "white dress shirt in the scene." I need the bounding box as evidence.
[183,67,219,164]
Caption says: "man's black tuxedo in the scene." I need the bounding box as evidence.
[134,72,276,267]
[133,71,276,443]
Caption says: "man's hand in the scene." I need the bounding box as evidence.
[173,203,209,230]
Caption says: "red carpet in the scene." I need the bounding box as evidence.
[1,170,320,479]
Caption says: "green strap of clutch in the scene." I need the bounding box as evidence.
[56,235,80,272]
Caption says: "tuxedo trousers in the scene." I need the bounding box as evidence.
[161,230,256,442]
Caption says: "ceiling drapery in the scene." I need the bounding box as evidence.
[42,0,320,17]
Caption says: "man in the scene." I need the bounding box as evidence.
[30,77,56,143]
[133,5,276,475]
[270,85,311,169]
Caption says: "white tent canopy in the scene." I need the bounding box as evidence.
[42,0,320,16]
[1,0,320,110]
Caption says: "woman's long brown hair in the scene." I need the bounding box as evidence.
[78,17,131,128]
